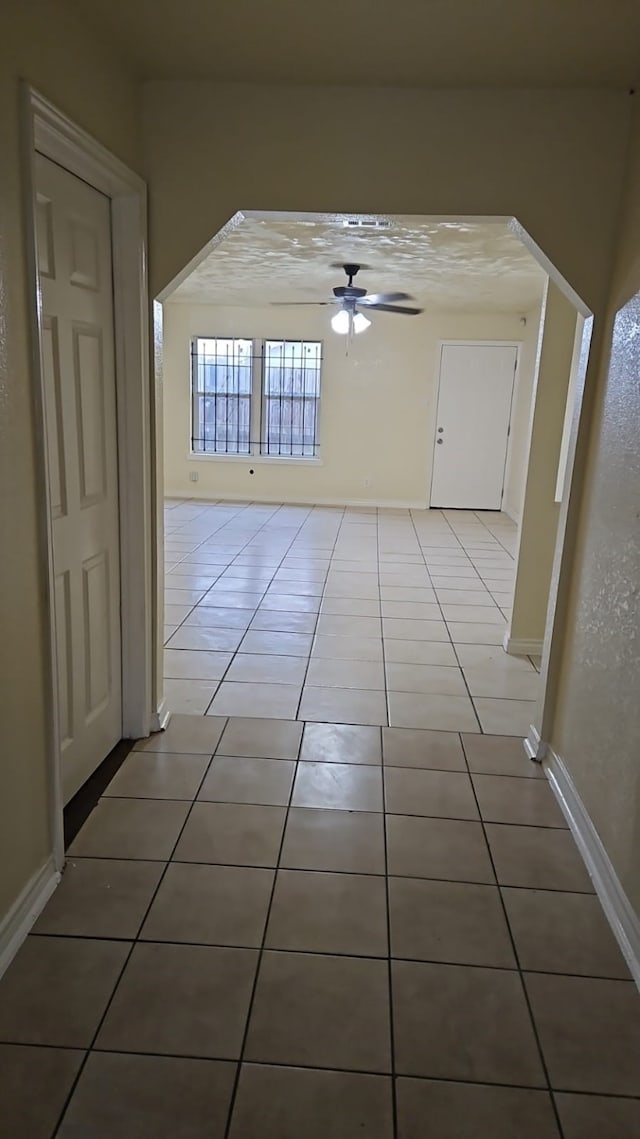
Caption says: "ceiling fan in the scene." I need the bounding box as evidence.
[272,263,423,334]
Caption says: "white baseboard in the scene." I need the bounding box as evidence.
[545,747,640,991]
[524,723,547,761]
[0,858,60,980]
[150,697,171,733]
[165,489,428,510]
[503,631,544,656]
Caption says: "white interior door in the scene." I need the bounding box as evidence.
[430,343,518,510]
[36,153,122,804]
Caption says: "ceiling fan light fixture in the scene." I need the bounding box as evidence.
[353,311,371,334]
[331,309,350,335]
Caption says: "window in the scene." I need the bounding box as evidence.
[191,337,322,458]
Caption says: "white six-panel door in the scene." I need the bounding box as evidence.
[36,153,122,803]
[430,343,518,510]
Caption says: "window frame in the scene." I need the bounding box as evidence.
[189,335,323,463]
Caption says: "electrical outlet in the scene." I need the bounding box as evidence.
[189,470,199,482]
[363,476,371,488]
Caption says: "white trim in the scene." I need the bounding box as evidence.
[165,490,428,509]
[523,723,547,761]
[151,697,171,733]
[21,88,154,841]
[189,453,324,468]
[503,633,544,656]
[544,748,640,991]
[0,860,60,981]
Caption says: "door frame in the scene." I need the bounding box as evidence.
[429,339,520,510]
[21,87,154,870]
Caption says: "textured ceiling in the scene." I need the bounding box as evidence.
[168,214,547,312]
[69,0,640,87]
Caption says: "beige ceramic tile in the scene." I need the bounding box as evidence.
[229,1065,393,1139]
[141,862,274,946]
[250,610,318,633]
[472,773,566,827]
[238,630,313,655]
[266,870,388,956]
[299,686,388,726]
[473,697,537,735]
[486,824,594,892]
[68,797,190,860]
[245,951,391,1073]
[166,626,244,651]
[502,888,631,978]
[198,755,295,806]
[0,1045,84,1139]
[57,1053,235,1139]
[225,653,307,685]
[382,727,465,771]
[34,859,163,939]
[525,972,640,1095]
[384,767,478,819]
[386,814,494,883]
[389,877,515,967]
[280,808,386,874]
[383,639,458,666]
[461,733,545,777]
[386,662,467,697]
[104,752,211,800]
[382,618,450,642]
[554,1093,640,1139]
[395,1078,559,1139]
[0,936,129,1047]
[174,802,286,867]
[392,960,544,1085]
[218,716,303,759]
[292,761,383,811]
[464,666,539,700]
[447,622,505,645]
[96,943,258,1059]
[163,678,218,714]
[388,692,479,733]
[300,722,382,765]
[312,634,384,661]
[315,614,382,638]
[163,648,232,680]
[305,657,386,690]
[134,713,226,754]
[207,681,301,719]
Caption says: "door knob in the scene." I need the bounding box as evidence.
[437,427,444,433]
[436,438,443,444]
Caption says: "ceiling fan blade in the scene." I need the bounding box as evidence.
[359,292,412,305]
[270,301,335,306]
[362,303,424,315]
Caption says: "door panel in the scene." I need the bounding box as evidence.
[36,153,122,804]
[430,343,517,510]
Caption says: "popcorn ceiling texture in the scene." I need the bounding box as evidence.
[169,215,546,312]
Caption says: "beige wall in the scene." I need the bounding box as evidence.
[144,83,629,312]
[502,301,545,523]
[0,7,140,923]
[163,302,535,505]
[551,101,640,914]
[508,283,578,647]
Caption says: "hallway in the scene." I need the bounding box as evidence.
[1,712,640,1135]
[1,501,640,1137]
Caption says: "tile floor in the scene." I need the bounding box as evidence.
[162,499,541,734]
[2,718,640,1137]
[2,500,639,1137]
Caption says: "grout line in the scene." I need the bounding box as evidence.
[49,737,226,1139]
[221,717,305,1138]
[19,933,634,984]
[293,506,345,721]
[459,733,567,1139]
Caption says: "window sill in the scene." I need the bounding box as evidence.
[190,452,323,467]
